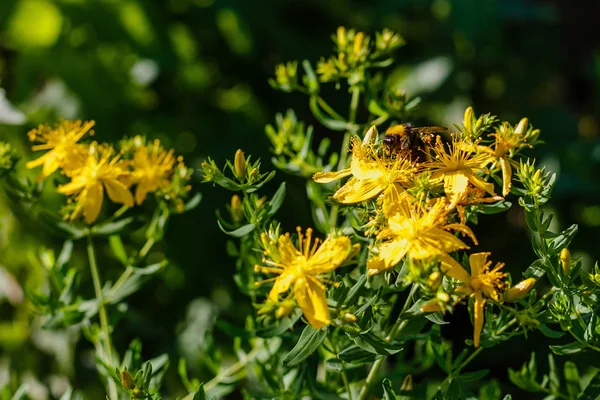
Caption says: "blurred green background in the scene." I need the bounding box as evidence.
[0,0,599,398]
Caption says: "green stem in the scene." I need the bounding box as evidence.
[87,235,118,400]
[357,285,416,400]
[329,87,361,230]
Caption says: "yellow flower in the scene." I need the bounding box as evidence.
[58,144,134,224]
[425,137,496,208]
[255,228,358,329]
[504,278,536,302]
[26,120,94,179]
[367,197,477,275]
[441,252,508,347]
[313,136,416,208]
[130,139,176,205]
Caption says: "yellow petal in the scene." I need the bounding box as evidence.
[333,177,386,203]
[443,171,470,207]
[379,239,410,268]
[473,292,485,348]
[294,277,330,329]
[350,158,385,181]
[306,236,352,274]
[313,168,352,183]
[83,184,104,224]
[135,183,150,205]
[57,178,87,195]
[409,228,468,259]
[268,271,295,302]
[500,157,512,197]
[469,252,491,277]
[440,255,471,282]
[103,179,134,207]
[366,256,387,275]
[382,183,405,217]
[444,223,479,246]
[469,174,496,196]
[277,235,303,265]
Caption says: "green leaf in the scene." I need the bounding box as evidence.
[478,200,512,214]
[548,224,578,254]
[217,221,255,237]
[425,312,448,325]
[382,378,398,400]
[550,341,586,355]
[564,361,581,398]
[109,235,128,264]
[267,182,286,217]
[337,344,380,365]
[351,332,403,356]
[182,193,202,213]
[579,370,600,400]
[458,369,489,382]
[539,324,564,339]
[56,240,73,271]
[445,380,460,399]
[193,385,206,400]
[548,354,560,394]
[282,325,327,367]
[524,259,546,280]
[92,217,136,236]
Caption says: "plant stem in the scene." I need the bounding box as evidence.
[357,285,416,400]
[87,235,118,400]
[329,87,361,230]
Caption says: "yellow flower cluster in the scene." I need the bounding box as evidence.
[26,120,190,224]
[308,108,538,345]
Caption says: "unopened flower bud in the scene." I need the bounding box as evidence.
[337,26,347,49]
[230,195,244,223]
[463,107,474,133]
[363,126,378,145]
[504,278,536,302]
[427,272,442,290]
[353,32,365,57]
[400,375,413,391]
[343,312,358,323]
[234,149,246,179]
[560,248,572,275]
[515,118,529,135]
[250,168,259,180]
[120,369,135,390]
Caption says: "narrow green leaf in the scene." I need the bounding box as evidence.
[337,344,380,365]
[351,332,403,356]
[550,341,586,355]
[282,325,327,367]
[548,224,578,254]
[579,370,600,400]
[92,217,136,236]
[564,361,581,398]
[267,182,286,217]
[539,324,565,339]
[478,200,512,214]
[56,240,73,271]
[182,193,202,212]
[109,235,128,264]
[217,221,255,238]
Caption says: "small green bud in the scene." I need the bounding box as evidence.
[120,369,135,390]
[362,126,378,145]
[343,312,358,323]
[401,374,414,391]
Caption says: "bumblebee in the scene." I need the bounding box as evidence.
[383,123,447,162]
